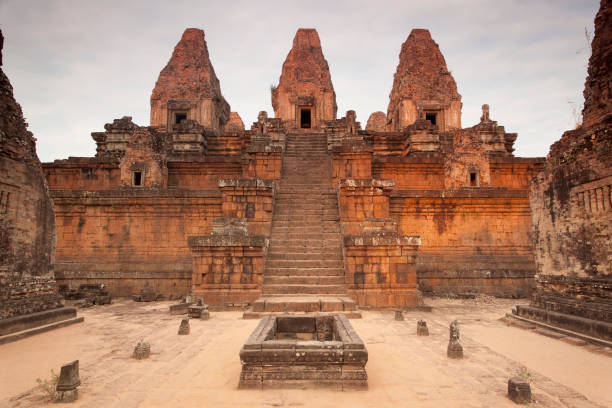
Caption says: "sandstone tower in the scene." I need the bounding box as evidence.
[387,29,462,132]
[272,28,337,130]
[150,28,230,132]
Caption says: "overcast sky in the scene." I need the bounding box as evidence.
[0,0,599,162]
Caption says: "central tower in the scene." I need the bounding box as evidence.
[271,28,337,130]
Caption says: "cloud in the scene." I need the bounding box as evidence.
[0,0,599,161]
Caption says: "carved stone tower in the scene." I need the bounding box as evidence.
[150,28,230,132]
[387,29,462,132]
[271,28,337,130]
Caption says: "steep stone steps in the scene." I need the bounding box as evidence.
[264,276,345,285]
[265,267,345,277]
[248,132,357,315]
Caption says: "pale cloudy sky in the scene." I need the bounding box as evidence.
[0,0,599,162]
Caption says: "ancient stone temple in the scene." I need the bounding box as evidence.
[0,30,79,341]
[515,0,612,341]
[42,26,544,312]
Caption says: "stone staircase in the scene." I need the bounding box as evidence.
[251,132,357,314]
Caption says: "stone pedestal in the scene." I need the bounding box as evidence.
[132,341,150,360]
[178,318,190,335]
[417,320,429,336]
[188,218,268,306]
[54,360,80,403]
[343,219,422,307]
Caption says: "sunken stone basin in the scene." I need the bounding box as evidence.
[239,314,368,390]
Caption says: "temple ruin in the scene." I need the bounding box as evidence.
[0,31,81,341]
[0,1,611,404]
[513,0,612,341]
[36,25,546,314]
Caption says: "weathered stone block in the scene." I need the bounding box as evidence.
[178,318,190,335]
[508,376,531,404]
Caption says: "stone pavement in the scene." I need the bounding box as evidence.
[1,298,610,408]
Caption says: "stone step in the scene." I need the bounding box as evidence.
[265,267,345,276]
[267,249,342,257]
[272,218,340,226]
[267,245,342,252]
[264,276,345,285]
[266,259,344,268]
[273,204,337,209]
[262,284,347,295]
[272,209,339,215]
[272,215,339,222]
[269,239,341,246]
[271,220,340,225]
[267,234,341,242]
[267,253,342,261]
[251,296,357,313]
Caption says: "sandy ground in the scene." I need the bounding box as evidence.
[0,298,610,408]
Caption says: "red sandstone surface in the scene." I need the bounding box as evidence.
[365,111,386,132]
[272,28,337,126]
[582,0,612,127]
[387,29,460,117]
[150,28,230,129]
[226,112,245,132]
[152,28,226,105]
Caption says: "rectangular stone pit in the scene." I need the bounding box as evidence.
[239,314,368,390]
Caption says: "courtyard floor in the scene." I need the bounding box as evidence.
[0,297,610,408]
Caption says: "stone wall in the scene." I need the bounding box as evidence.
[517,0,612,340]
[0,30,62,320]
[392,190,536,297]
[51,189,222,296]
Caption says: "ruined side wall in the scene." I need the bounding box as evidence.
[392,190,536,296]
[43,160,121,190]
[531,123,611,279]
[489,159,544,189]
[373,159,445,190]
[167,161,242,190]
[51,190,223,296]
[0,31,61,320]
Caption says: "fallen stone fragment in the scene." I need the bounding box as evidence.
[178,318,190,335]
[417,319,429,336]
[508,376,531,404]
[395,310,404,321]
[132,340,150,360]
[54,360,80,403]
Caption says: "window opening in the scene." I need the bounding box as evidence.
[132,171,143,186]
[425,113,437,125]
[469,172,478,187]
[175,113,187,124]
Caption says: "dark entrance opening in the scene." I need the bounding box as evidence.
[425,113,437,125]
[133,171,143,186]
[175,113,187,124]
[300,108,312,129]
[470,172,478,187]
